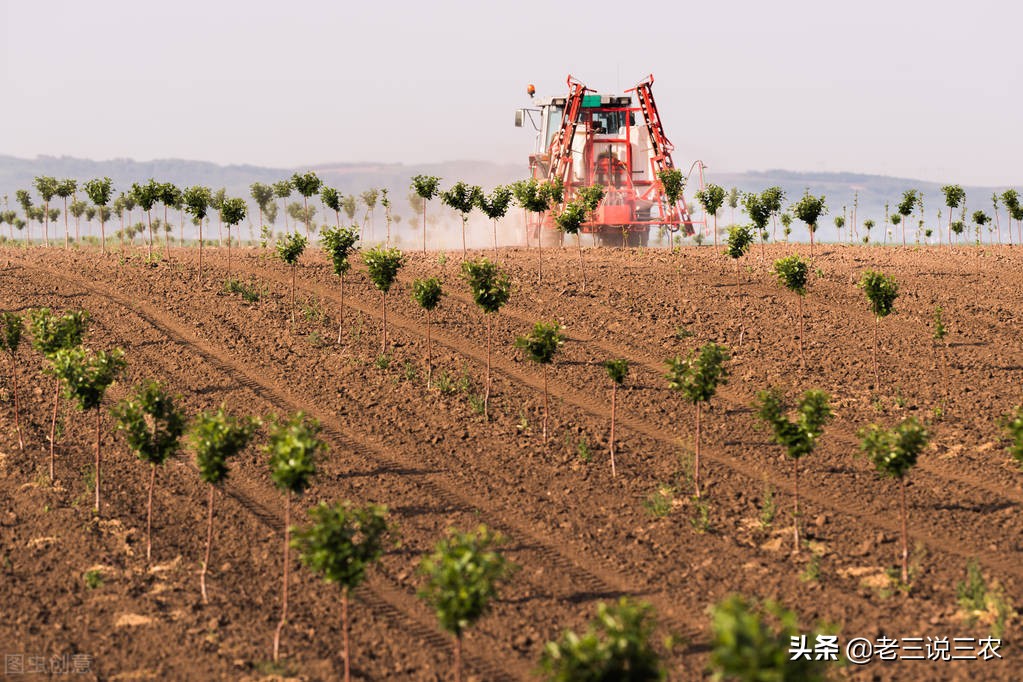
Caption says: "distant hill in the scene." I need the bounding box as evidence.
[0,155,1016,244]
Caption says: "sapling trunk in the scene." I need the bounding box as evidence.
[899,476,909,584]
[484,315,492,421]
[336,272,346,344]
[609,381,617,478]
[290,264,296,324]
[94,408,101,515]
[201,484,215,604]
[422,207,428,254]
[342,586,351,682]
[461,217,467,259]
[793,457,800,554]
[273,490,292,662]
[577,233,587,292]
[100,218,107,255]
[49,378,59,481]
[147,462,156,562]
[542,366,549,445]
[147,211,153,259]
[454,634,463,682]
[426,309,433,388]
[694,401,702,499]
[797,295,805,368]
[493,219,499,260]
[227,228,232,275]
[198,220,204,282]
[11,359,24,451]
[872,316,880,390]
[380,290,387,354]
[537,216,544,284]
[63,197,69,249]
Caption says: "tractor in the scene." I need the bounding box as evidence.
[515,74,704,247]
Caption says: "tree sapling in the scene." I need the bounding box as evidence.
[362,245,405,353]
[695,183,726,248]
[858,269,899,390]
[665,342,730,499]
[603,359,629,478]
[478,185,513,260]
[293,502,393,682]
[418,525,515,682]
[441,181,482,259]
[461,258,512,420]
[320,225,360,343]
[182,185,212,281]
[411,174,441,253]
[859,417,929,584]
[275,232,308,323]
[220,197,247,274]
[191,407,259,603]
[754,388,832,553]
[112,381,187,562]
[514,321,564,444]
[411,277,443,388]
[772,254,810,367]
[266,412,322,662]
[792,190,827,256]
[48,346,125,514]
[0,313,25,450]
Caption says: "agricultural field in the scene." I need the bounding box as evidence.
[1,240,1021,681]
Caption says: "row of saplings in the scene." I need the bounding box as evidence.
[0,308,851,680]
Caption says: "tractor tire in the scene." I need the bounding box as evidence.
[626,229,650,247]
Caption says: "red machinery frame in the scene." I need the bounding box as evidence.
[529,74,705,241]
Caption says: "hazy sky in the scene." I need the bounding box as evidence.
[2,0,1021,185]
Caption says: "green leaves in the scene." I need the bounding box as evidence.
[709,594,829,682]
[478,185,514,220]
[554,201,587,235]
[182,186,213,221]
[190,407,259,485]
[461,258,511,314]
[411,174,442,201]
[742,193,771,231]
[603,358,629,386]
[695,184,726,216]
[159,182,182,209]
[897,189,919,218]
[1002,406,1023,468]
[292,501,393,591]
[932,306,947,342]
[418,525,515,637]
[34,176,59,202]
[514,321,563,365]
[858,269,898,318]
[220,197,247,227]
[859,417,928,479]
[29,308,89,357]
[760,186,785,216]
[112,381,186,467]
[48,346,126,412]
[511,177,564,214]
[941,184,966,210]
[724,225,754,260]
[972,210,990,227]
[319,185,342,214]
[755,388,832,461]
[791,191,827,231]
[411,277,443,312]
[291,171,322,199]
[362,245,405,293]
[440,181,482,218]
[265,412,322,495]
[83,177,114,207]
[665,342,730,405]
[273,179,293,200]
[656,168,685,206]
[539,598,664,681]
[0,312,24,356]
[275,232,308,265]
[250,182,276,212]
[772,255,809,296]
[320,225,359,276]
[576,184,606,212]
[130,179,162,212]
[55,179,77,200]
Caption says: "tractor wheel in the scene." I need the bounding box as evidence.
[626,229,650,247]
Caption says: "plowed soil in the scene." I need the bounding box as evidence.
[1,241,1021,680]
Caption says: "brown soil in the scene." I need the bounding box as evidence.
[1,242,1020,680]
